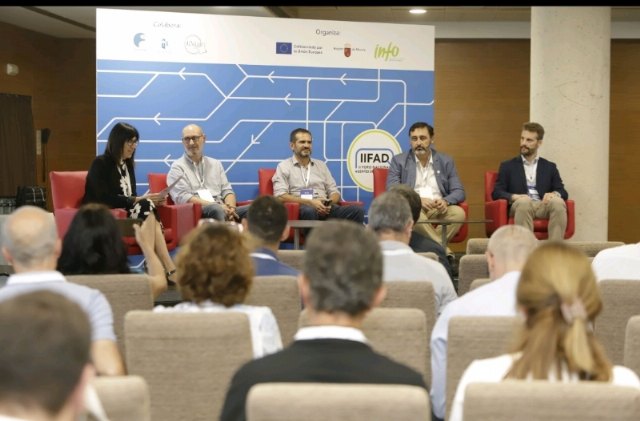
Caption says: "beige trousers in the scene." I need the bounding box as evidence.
[510,197,567,241]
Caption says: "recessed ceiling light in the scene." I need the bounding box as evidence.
[409,8,427,15]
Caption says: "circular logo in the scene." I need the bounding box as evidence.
[347,129,402,192]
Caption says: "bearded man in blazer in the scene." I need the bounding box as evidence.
[492,122,569,241]
[220,220,427,421]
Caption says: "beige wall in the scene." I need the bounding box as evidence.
[0,21,638,245]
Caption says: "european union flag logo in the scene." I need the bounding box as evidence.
[276,42,292,55]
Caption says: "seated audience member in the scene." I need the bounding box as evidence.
[0,206,124,376]
[57,203,168,298]
[388,183,454,279]
[243,195,298,277]
[591,241,640,281]
[430,225,538,421]
[368,191,457,316]
[449,242,640,421]
[0,291,94,421]
[220,220,427,421]
[154,222,282,358]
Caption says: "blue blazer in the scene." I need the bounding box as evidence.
[492,156,568,202]
[386,148,465,205]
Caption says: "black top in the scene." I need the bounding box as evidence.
[83,154,136,209]
[220,338,427,421]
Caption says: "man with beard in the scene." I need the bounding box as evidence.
[387,122,466,255]
[492,122,568,241]
[271,128,364,223]
[168,124,249,222]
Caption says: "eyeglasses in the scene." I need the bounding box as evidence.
[182,135,203,143]
[125,138,139,146]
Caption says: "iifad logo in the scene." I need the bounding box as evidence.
[347,129,402,192]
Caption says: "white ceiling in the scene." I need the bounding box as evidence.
[1,6,639,39]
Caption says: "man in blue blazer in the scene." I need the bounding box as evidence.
[387,122,466,254]
[492,122,568,240]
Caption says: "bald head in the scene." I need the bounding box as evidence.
[1,206,59,270]
[486,225,538,280]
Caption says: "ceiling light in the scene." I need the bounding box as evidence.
[409,8,427,15]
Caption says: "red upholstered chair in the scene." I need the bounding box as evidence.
[371,167,469,243]
[49,171,141,254]
[484,170,575,239]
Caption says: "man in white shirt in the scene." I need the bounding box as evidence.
[592,242,640,281]
[368,191,457,316]
[0,290,93,421]
[429,224,538,421]
[0,206,124,376]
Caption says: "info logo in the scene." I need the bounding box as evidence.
[347,129,402,192]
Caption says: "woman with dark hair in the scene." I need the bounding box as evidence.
[83,122,177,282]
[154,222,282,358]
[57,203,168,298]
[449,242,640,421]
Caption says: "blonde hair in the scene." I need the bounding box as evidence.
[506,242,612,381]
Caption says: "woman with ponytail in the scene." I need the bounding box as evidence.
[449,242,639,421]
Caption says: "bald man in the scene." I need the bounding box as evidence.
[429,225,538,420]
[167,123,249,222]
[0,206,124,376]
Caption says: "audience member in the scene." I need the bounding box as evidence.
[492,121,569,241]
[168,123,249,222]
[430,225,538,421]
[220,220,427,421]
[388,183,453,278]
[591,241,640,281]
[272,128,364,224]
[0,206,124,376]
[243,195,298,277]
[83,121,177,282]
[387,121,466,255]
[0,291,94,421]
[154,222,282,358]
[449,242,640,421]
[368,191,456,316]
[57,203,168,298]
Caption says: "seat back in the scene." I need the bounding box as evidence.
[372,167,389,198]
[276,250,305,272]
[258,168,276,196]
[469,278,492,291]
[92,375,151,421]
[484,170,498,202]
[67,274,153,357]
[50,170,87,210]
[246,383,430,421]
[380,281,437,385]
[147,172,174,205]
[446,316,522,420]
[245,275,301,346]
[595,279,640,365]
[462,381,640,421]
[299,308,429,383]
[125,311,253,421]
[625,315,640,378]
[457,254,490,295]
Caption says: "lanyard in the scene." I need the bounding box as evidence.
[192,159,206,188]
[300,164,311,187]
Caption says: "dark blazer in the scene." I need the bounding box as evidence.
[220,338,427,421]
[251,248,299,277]
[83,154,136,209]
[386,148,465,205]
[492,156,568,203]
[409,232,453,280]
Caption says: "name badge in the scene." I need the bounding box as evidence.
[300,188,314,200]
[197,189,215,202]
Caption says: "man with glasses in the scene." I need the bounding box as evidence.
[167,124,249,222]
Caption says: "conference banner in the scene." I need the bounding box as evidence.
[96,8,434,211]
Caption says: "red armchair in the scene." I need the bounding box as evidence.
[372,167,469,243]
[484,170,575,239]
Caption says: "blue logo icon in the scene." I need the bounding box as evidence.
[276,42,292,55]
[133,33,146,48]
